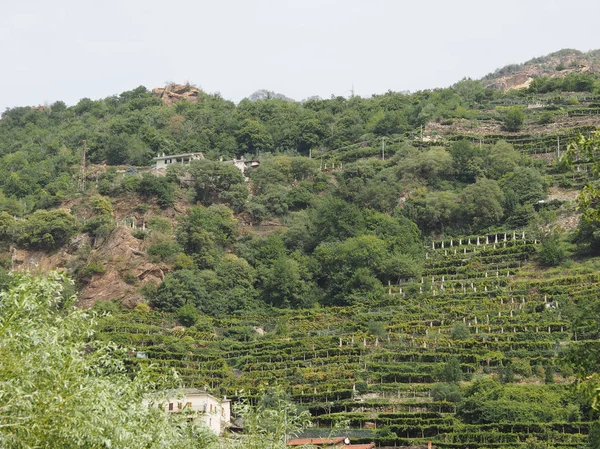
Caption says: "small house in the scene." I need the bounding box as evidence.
[153,152,204,170]
[163,389,230,435]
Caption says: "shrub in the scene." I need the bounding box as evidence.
[177,303,199,327]
[440,357,463,382]
[367,320,387,338]
[504,106,525,132]
[147,237,182,263]
[89,194,113,216]
[83,215,115,239]
[538,233,565,266]
[18,209,78,250]
[537,111,555,124]
[431,382,463,402]
[451,322,470,340]
[79,260,106,279]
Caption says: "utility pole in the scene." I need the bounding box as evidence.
[381,137,386,160]
[79,140,86,192]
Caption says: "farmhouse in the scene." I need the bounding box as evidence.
[163,389,231,435]
[153,153,260,177]
[153,152,204,170]
[223,156,260,173]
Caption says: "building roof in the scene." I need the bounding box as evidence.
[164,389,230,402]
[153,152,204,160]
[346,445,376,449]
[286,436,347,446]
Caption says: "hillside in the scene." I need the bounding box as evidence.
[3,48,600,448]
[482,48,600,90]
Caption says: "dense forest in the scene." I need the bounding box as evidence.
[5,48,600,448]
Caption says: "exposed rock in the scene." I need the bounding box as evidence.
[483,49,599,91]
[152,83,201,106]
[11,226,167,309]
[77,226,167,308]
[247,89,295,102]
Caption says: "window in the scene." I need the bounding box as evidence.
[178,402,183,410]
[186,402,192,409]
[168,403,174,411]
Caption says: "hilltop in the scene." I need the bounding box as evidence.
[482,48,600,90]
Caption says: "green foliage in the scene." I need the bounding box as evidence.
[451,322,470,340]
[263,255,315,308]
[177,205,237,255]
[500,167,547,213]
[431,382,463,402]
[484,140,521,179]
[83,214,115,239]
[89,194,114,216]
[17,209,78,250]
[504,106,525,132]
[441,357,463,382]
[148,216,172,233]
[229,388,311,449]
[147,235,183,263]
[538,232,566,266]
[397,147,454,187]
[528,72,598,94]
[459,178,505,231]
[176,303,200,327]
[137,173,175,208]
[182,159,246,205]
[537,110,556,125]
[0,273,217,448]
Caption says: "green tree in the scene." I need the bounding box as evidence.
[17,209,78,250]
[89,194,114,216]
[563,132,600,252]
[176,205,238,267]
[0,273,216,448]
[441,357,463,382]
[184,159,245,205]
[237,119,273,155]
[484,140,521,179]
[504,106,525,132]
[228,387,311,449]
[431,382,463,402]
[538,232,566,266]
[459,178,505,231]
[263,256,314,308]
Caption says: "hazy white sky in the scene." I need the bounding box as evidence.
[1,0,599,111]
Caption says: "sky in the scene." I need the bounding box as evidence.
[1,0,599,111]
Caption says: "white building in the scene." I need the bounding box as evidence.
[223,156,260,173]
[153,152,204,170]
[163,389,231,435]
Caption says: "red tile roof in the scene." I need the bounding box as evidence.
[346,445,376,449]
[287,436,347,446]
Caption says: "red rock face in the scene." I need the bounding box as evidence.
[12,225,168,309]
[152,84,201,106]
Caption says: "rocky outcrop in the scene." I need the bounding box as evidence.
[77,226,167,308]
[11,226,167,309]
[483,49,599,91]
[152,83,201,106]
